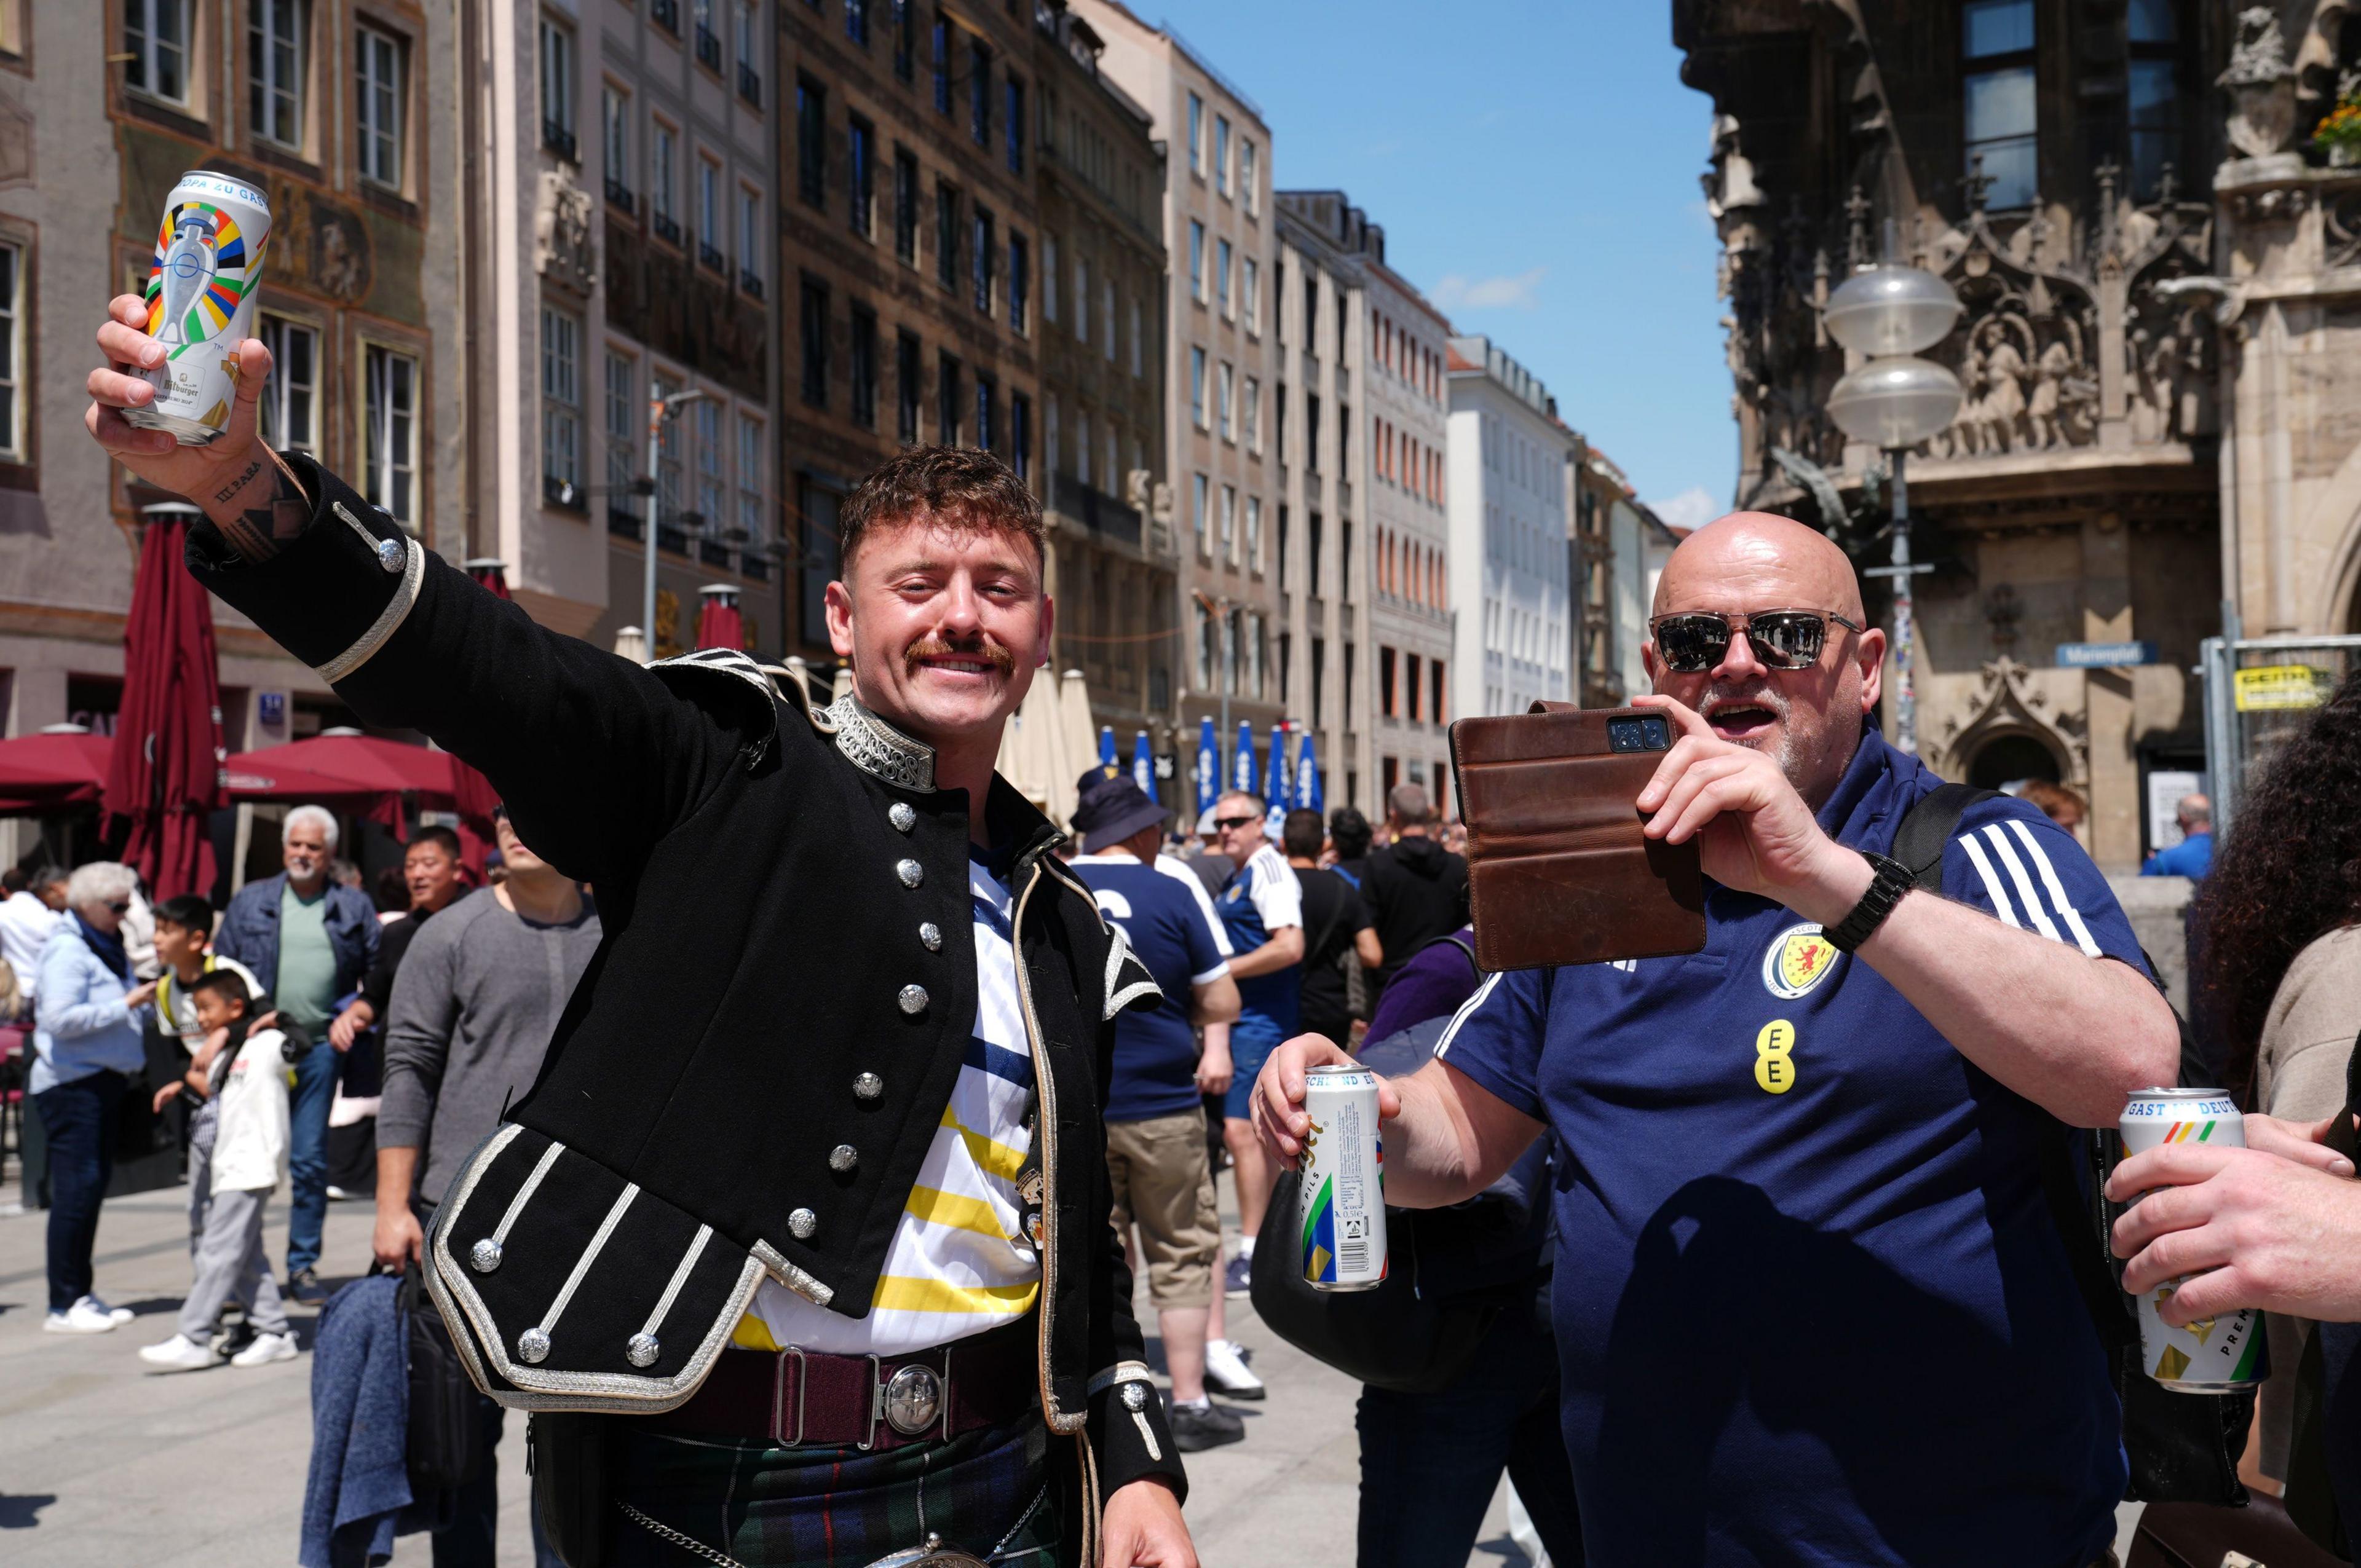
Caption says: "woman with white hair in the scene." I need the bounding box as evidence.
[31,861,159,1333]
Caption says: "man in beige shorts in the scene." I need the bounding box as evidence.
[1069,770,1249,1451]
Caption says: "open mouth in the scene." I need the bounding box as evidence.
[1706,701,1778,741]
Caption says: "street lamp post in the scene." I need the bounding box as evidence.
[644,387,710,663]
[1822,253,1964,754]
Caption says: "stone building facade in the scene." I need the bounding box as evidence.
[1276,192,1452,816]
[1075,0,1286,802]
[1032,3,1174,758]
[1572,441,1680,708]
[1675,0,2253,869]
[0,0,461,760]
[1446,336,1575,728]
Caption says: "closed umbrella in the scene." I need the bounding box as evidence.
[695,583,744,652]
[1131,730,1153,802]
[104,504,223,898]
[1098,725,1117,768]
[462,559,513,601]
[1263,723,1289,838]
[1195,717,1217,817]
[1295,731,1322,816]
[1232,721,1255,794]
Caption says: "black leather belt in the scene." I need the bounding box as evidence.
[639,1314,1038,1452]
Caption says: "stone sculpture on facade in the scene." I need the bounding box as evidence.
[2220,6,2300,160]
[536,168,598,295]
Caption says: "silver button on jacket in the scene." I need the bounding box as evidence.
[896,857,923,888]
[854,1071,884,1101]
[919,921,943,951]
[888,802,917,833]
[898,983,928,1015]
[829,1143,859,1173]
[788,1207,817,1239]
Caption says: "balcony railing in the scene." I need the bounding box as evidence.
[1051,474,1142,546]
[740,268,765,300]
[694,25,722,71]
[740,553,770,583]
[543,120,578,161]
[699,538,733,568]
[651,0,680,34]
[658,522,690,554]
[652,211,681,245]
[738,63,762,108]
[698,239,727,273]
[609,506,643,540]
[604,176,636,213]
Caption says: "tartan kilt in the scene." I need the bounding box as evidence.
[607,1409,1069,1567]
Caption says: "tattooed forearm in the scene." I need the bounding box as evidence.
[201,446,309,562]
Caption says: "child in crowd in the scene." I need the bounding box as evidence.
[140,969,301,1371]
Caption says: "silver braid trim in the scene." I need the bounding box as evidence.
[825,697,937,792]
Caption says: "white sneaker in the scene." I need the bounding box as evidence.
[84,1293,136,1325]
[138,1333,219,1371]
[43,1299,120,1334]
[1203,1338,1265,1400]
[230,1331,298,1368]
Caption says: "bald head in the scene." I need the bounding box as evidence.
[1653,511,1865,626]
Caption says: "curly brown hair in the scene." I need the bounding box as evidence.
[2196,666,2361,1098]
[837,445,1043,571]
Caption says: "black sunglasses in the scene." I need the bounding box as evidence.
[1649,609,1865,674]
[1210,814,1260,833]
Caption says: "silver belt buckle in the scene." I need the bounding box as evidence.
[871,1350,947,1445]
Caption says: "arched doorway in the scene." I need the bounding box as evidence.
[1966,732,2063,791]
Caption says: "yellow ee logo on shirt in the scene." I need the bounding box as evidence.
[1755,1018,1797,1094]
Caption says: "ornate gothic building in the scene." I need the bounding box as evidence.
[1677,0,2361,869]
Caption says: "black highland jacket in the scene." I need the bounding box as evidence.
[187,456,1182,1519]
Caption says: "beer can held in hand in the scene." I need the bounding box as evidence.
[2118,1087,2268,1392]
[1299,1065,1388,1293]
[123,171,272,446]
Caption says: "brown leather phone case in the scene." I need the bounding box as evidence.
[1448,702,1707,971]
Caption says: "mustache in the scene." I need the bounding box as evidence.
[1699,682,1787,718]
[903,636,1015,676]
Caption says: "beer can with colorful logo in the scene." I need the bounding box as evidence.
[2118,1087,2268,1392]
[1299,1065,1388,1293]
[124,171,272,445]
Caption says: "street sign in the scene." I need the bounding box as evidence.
[2055,640,2159,668]
[2234,663,2336,711]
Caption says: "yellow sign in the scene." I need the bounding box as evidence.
[1755,1018,1797,1095]
[2234,664,2335,712]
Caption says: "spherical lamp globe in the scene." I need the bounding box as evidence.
[1825,357,1964,451]
[1824,264,1963,358]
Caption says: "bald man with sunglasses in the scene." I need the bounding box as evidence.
[1255,513,2179,1568]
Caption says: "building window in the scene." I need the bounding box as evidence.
[1045,395,1059,475]
[799,478,839,645]
[938,351,962,445]
[1962,0,2035,209]
[850,304,877,428]
[249,0,307,152]
[1011,392,1031,481]
[1216,238,1232,318]
[844,0,868,47]
[893,0,914,82]
[1186,91,1203,175]
[968,37,990,146]
[541,305,582,498]
[893,145,918,263]
[1129,297,1142,377]
[655,373,682,519]
[895,330,921,443]
[930,15,949,114]
[1243,258,1259,333]
[124,0,192,105]
[972,206,994,315]
[737,413,764,548]
[1102,277,1115,361]
[1074,256,1090,342]
[1190,348,1207,430]
[1192,472,1209,554]
[848,115,874,236]
[799,277,828,406]
[1306,392,1320,471]
[1189,221,1205,301]
[738,2,764,101]
[356,25,405,188]
[1043,235,1059,323]
[604,350,636,519]
[1245,496,1262,573]
[1244,377,1260,454]
[652,121,678,234]
[697,157,723,269]
[1195,602,1214,689]
[1406,653,1422,722]
[737,187,763,294]
[694,399,723,533]
[1220,484,1236,562]
[1010,234,1029,333]
[1005,76,1024,173]
[256,315,317,456]
[363,344,418,526]
[539,16,576,159]
[1241,137,1258,215]
[2126,0,2180,200]
[1214,114,1230,196]
[976,374,995,452]
[601,85,631,208]
[797,76,826,207]
[936,181,960,290]
[1380,645,1397,717]
[1075,411,1090,484]
[1217,362,1234,442]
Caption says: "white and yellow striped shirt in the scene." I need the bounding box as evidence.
[737,855,1040,1354]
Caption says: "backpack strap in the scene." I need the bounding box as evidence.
[1890,782,1997,892]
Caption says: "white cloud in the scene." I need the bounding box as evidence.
[1645,486,1721,532]
[1430,267,1546,311]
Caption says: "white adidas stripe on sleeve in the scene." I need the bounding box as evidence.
[2003,817,2103,957]
[1981,823,2066,945]
[1957,831,2022,929]
[1432,971,1504,1060]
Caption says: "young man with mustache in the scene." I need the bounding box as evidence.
[1254,512,2184,1567]
[84,297,1192,1568]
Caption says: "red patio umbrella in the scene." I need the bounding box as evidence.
[228,731,500,871]
[103,505,223,898]
[695,583,744,652]
[463,558,514,601]
[0,728,115,813]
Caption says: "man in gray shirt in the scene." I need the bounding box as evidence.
[371,808,596,1568]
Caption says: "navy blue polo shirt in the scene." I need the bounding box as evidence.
[1070,853,1232,1123]
[1436,730,2138,1568]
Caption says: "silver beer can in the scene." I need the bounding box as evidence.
[2118,1087,2268,1392]
[1299,1064,1388,1292]
[124,171,272,446]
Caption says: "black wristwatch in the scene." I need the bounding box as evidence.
[1823,852,1916,953]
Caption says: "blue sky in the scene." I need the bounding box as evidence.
[1159,0,1730,527]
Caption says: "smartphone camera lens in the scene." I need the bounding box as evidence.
[1644,717,1670,749]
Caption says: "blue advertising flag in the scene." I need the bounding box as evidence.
[1295,731,1321,815]
[1196,717,1217,816]
[1098,725,1117,767]
[1264,724,1289,837]
[1132,730,1153,798]
[1233,721,1256,794]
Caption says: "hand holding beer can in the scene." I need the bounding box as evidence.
[1299,1064,1389,1292]
[122,171,272,446]
[2117,1087,2268,1392]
